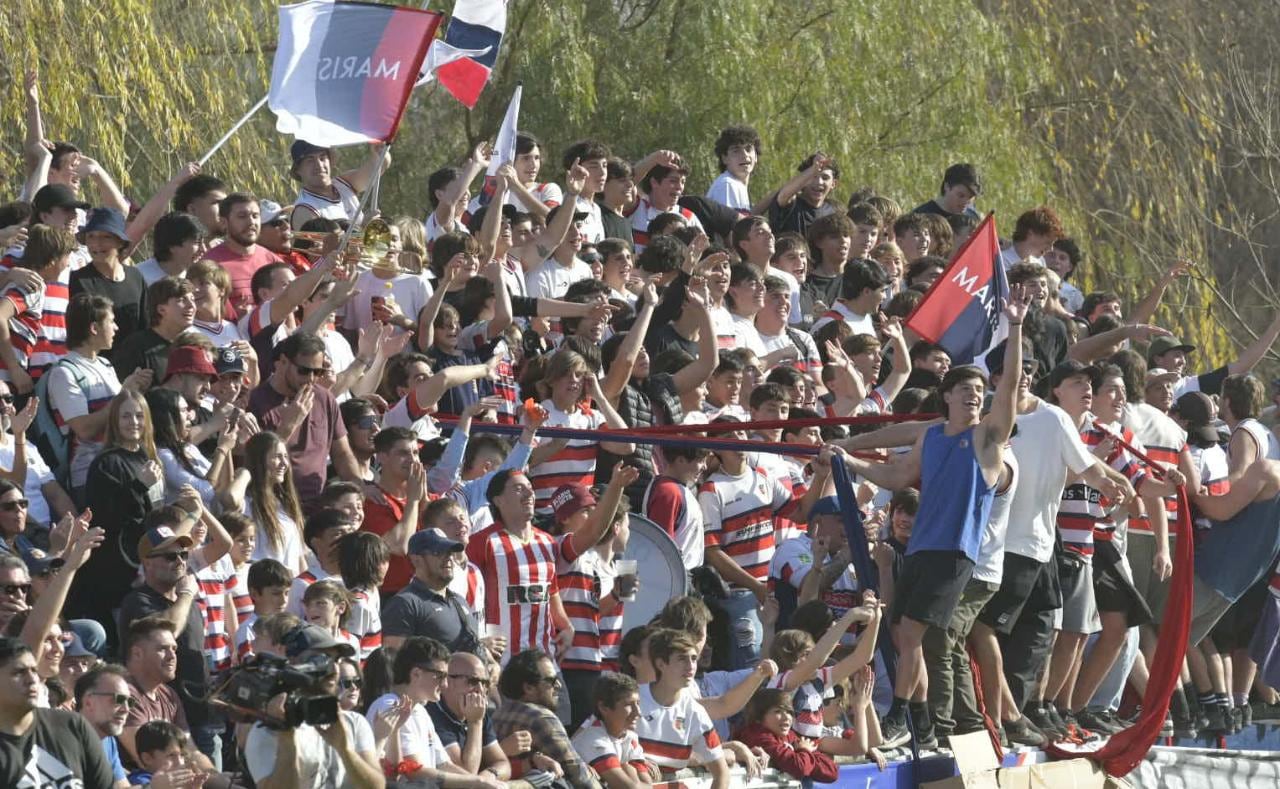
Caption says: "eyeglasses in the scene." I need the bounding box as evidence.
[0,499,29,512]
[87,691,135,708]
[356,415,380,430]
[536,675,563,688]
[448,673,492,690]
[0,584,31,598]
[339,677,362,691]
[155,551,190,563]
[291,361,327,377]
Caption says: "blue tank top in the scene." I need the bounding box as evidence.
[909,423,996,562]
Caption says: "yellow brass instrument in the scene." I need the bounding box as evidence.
[292,221,398,271]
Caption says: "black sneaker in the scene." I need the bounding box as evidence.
[880,714,912,749]
[1230,705,1243,734]
[1048,704,1071,736]
[1097,709,1127,732]
[1004,715,1047,747]
[1252,700,1280,723]
[1203,704,1230,733]
[1076,707,1121,735]
[1172,712,1199,739]
[1025,704,1064,741]
[1241,703,1254,728]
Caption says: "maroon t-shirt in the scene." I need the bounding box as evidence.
[247,381,346,505]
[203,243,283,317]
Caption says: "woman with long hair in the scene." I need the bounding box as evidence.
[70,390,164,643]
[222,431,306,574]
[145,388,236,507]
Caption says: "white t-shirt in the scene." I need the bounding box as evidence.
[636,683,722,771]
[321,329,356,403]
[706,172,751,212]
[365,693,450,768]
[524,256,592,300]
[135,257,176,286]
[728,313,766,356]
[763,265,803,325]
[45,350,122,490]
[1003,399,1097,563]
[576,194,605,244]
[246,496,306,574]
[245,710,374,789]
[810,301,874,336]
[343,270,431,335]
[572,716,648,780]
[191,318,245,347]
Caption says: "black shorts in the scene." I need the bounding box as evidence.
[979,551,1062,636]
[1211,579,1269,652]
[1092,540,1153,627]
[892,551,974,629]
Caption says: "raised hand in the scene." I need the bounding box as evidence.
[1004,282,1031,324]
[0,226,27,250]
[9,396,36,437]
[613,462,641,488]
[565,157,589,195]
[470,140,494,167]
[122,368,154,393]
[64,525,105,571]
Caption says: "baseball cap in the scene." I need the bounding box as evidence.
[290,140,332,166]
[22,552,65,577]
[214,346,247,376]
[78,207,130,244]
[1147,336,1196,364]
[164,346,217,382]
[809,496,841,520]
[551,483,597,524]
[282,623,356,658]
[467,202,518,234]
[63,631,95,659]
[1046,359,1099,392]
[1145,367,1179,388]
[545,204,589,226]
[407,528,464,556]
[32,184,90,217]
[1171,392,1220,446]
[259,200,291,225]
[137,526,194,561]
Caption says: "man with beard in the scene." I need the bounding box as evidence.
[74,664,134,788]
[202,193,283,316]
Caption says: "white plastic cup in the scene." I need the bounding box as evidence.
[485,623,504,640]
[615,559,639,602]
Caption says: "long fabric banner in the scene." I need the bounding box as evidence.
[269,0,443,146]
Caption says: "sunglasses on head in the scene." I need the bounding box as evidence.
[0,498,28,512]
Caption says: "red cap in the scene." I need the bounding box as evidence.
[551,483,597,524]
[164,346,217,382]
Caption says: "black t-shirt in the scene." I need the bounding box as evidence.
[767,194,833,238]
[912,199,958,218]
[598,202,632,243]
[119,584,211,728]
[71,264,149,356]
[111,328,173,381]
[645,323,698,361]
[382,578,482,656]
[0,708,115,789]
[801,272,841,318]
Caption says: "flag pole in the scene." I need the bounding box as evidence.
[198,94,269,166]
[332,142,390,270]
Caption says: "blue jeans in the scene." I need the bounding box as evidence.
[191,724,222,771]
[719,589,762,671]
[1088,626,1140,711]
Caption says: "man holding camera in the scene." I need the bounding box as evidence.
[243,623,383,789]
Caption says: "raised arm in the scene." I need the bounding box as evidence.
[342,143,390,194]
[602,284,658,404]
[477,165,514,260]
[774,153,828,208]
[1068,323,1170,363]
[568,464,639,557]
[512,160,588,268]
[124,163,201,257]
[630,149,682,192]
[841,438,923,493]
[670,270,720,395]
[875,319,913,405]
[269,255,339,325]
[1227,308,1280,377]
[778,604,866,691]
[22,513,101,659]
[1130,259,1193,326]
[981,286,1028,447]
[587,376,635,456]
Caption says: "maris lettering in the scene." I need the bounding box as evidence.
[317,56,402,82]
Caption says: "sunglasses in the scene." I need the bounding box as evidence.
[536,675,563,688]
[448,673,492,690]
[339,677,362,691]
[0,584,30,598]
[0,394,13,404]
[87,691,135,708]
[155,551,190,563]
[356,415,380,430]
[292,361,327,377]
[418,666,448,681]
[0,499,29,512]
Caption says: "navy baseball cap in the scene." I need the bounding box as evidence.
[407,528,464,555]
[809,496,841,520]
[78,207,130,244]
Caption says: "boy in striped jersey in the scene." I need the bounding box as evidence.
[0,224,75,395]
[550,465,639,730]
[572,672,658,786]
[636,629,730,788]
[286,509,356,617]
[699,422,833,670]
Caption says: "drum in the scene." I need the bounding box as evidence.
[621,514,689,632]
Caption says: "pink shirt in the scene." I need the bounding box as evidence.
[203,243,283,317]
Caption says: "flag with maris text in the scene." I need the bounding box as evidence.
[269,0,443,146]
[466,84,522,217]
[433,0,507,108]
[905,213,1007,366]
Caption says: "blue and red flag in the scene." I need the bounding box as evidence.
[433,0,507,108]
[905,213,1007,366]
[269,0,443,146]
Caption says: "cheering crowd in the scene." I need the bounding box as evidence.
[4,65,1280,788]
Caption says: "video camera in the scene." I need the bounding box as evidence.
[212,653,339,730]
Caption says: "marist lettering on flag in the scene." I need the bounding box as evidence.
[269,0,444,147]
[904,213,1008,365]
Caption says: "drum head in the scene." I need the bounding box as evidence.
[622,514,689,631]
